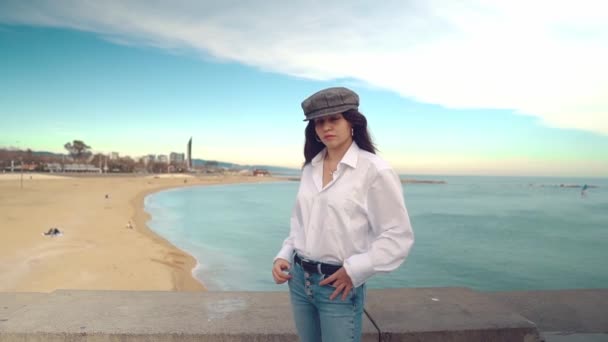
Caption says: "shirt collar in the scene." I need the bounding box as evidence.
[341,141,359,169]
[311,141,360,169]
[311,149,325,166]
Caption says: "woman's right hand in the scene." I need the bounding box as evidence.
[272,258,292,284]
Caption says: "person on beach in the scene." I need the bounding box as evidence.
[272,87,414,342]
[43,227,61,236]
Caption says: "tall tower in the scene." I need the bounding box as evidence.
[187,137,192,170]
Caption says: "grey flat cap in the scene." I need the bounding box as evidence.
[301,87,359,121]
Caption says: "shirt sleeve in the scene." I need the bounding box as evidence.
[274,203,298,264]
[343,168,414,287]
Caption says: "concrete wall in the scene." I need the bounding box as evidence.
[1,288,606,341]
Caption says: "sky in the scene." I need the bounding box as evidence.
[0,1,607,177]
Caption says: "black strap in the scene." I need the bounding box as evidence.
[364,308,384,342]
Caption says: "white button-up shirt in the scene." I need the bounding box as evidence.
[275,142,414,287]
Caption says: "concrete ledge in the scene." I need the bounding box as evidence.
[489,289,608,333]
[0,293,48,321]
[365,288,539,342]
[1,288,542,341]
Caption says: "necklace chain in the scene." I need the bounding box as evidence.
[324,153,339,177]
[324,161,337,176]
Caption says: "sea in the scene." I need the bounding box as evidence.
[144,175,608,292]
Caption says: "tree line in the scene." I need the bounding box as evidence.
[0,140,183,173]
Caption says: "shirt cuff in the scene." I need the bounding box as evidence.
[344,253,375,288]
[274,246,294,264]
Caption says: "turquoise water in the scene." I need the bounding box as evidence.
[145,176,608,292]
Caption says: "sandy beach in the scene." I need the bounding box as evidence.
[0,173,279,293]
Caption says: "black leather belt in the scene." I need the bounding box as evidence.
[294,254,342,276]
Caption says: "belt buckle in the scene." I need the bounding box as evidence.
[317,263,323,275]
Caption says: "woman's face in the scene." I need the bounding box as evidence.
[314,113,353,150]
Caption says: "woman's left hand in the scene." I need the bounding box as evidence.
[319,268,354,301]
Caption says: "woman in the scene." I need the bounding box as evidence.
[272,86,414,342]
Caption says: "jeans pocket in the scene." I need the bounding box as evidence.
[319,283,355,303]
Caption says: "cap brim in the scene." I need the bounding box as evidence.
[303,105,357,121]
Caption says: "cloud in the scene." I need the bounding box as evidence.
[1,0,607,134]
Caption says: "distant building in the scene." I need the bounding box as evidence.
[63,164,102,173]
[141,154,156,165]
[46,163,62,173]
[3,163,36,172]
[202,161,220,173]
[169,152,185,164]
[187,137,192,170]
[109,152,119,160]
[157,155,169,164]
[253,169,271,177]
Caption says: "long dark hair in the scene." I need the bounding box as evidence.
[303,109,377,166]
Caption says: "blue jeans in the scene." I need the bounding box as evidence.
[288,261,366,342]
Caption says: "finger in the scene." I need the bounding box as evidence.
[273,264,288,276]
[272,269,285,283]
[273,264,283,274]
[272,269,281,283]
[341,285,352,301]
[274,275,287,284]
[273,270,290,283]
[274,268,292,281]
[319,274,336,286]
[329,284,346,301]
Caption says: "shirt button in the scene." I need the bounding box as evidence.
[304,272,310,278]
[305,281,311,286]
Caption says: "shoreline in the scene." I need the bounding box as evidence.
[132,175,288,291]
[130,181,205,291]
[0,173,281,293]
